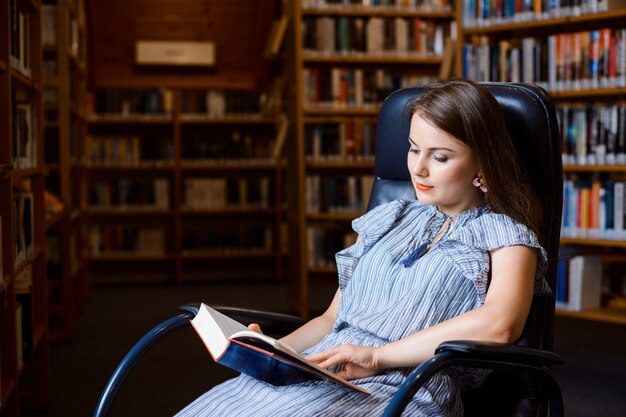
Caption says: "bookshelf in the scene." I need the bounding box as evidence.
[80,0,288,286]
[42,0,89,343]
[457,0,626,324]
[85,87,288,284]
[1,0,50,415]
[287,0,457,316]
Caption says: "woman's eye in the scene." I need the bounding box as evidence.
[433,155,448,162]
[409,147,419,154]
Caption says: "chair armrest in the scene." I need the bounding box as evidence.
[436,340,565,366]
[382,341,564,417]
[94,304,305,417]
[178,303,306,335]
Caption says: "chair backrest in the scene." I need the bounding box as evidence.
[368,83,563,416]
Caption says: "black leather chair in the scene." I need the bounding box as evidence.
[93,83,565,417]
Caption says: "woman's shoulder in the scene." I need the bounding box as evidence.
[454,209,542,251]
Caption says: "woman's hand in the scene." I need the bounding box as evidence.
[306,345,383,380]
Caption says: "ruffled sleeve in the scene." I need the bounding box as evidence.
[439,212,550,306]
[335,199,416,290]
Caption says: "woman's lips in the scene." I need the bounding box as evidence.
[415,182,433,191]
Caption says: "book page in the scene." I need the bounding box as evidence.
[191,304,249,359]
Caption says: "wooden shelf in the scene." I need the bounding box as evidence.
[10,67,37,91]
[13,246,45,281]
[557,306,626,325]
[304,115,377,123]
[301,5,453,18]
[87,207,173,216]
[302,53,443,65]
[88,162,176,171]
[303,106,380,116]
[12,167,43,179]
[0,163,13,173]
[179,114,277,124]
[307,212,361,222]
[563,165,626,173]
[90,253,176,262]
[549,87,626,99]
[87,115,173,124]
[182,251,276,260]
[180,160,281,170]
[462,10,626,36]
[560,238,626,248]
[307,160,375,170]
[308,266,338,275]
[181,206,277,215]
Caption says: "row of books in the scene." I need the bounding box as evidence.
[561,178,626,240]
[462,28,626,90]
[306,121,377,161]
[10,0,32,77]
[180,90,263,117]
[87,89,174,117]
[13,96,37,169]
[181,131,276,161]
[556,251,604,311]
[184,177,272,209]
[85,134,174,166]
[14,191,34,267]
[462,0,621,28]
[307,227,357,268]
[89,178,170,209]
[302,16,450,56]
[90,225,166,256]
[306,175,374,214]
[303,67,436,108]
[182,226,273,255]
[558,103,626,166]
[302,0,452,10]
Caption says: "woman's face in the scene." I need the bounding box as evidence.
[407,113,482,216]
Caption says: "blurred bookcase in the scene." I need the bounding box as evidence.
[1,0,50,414]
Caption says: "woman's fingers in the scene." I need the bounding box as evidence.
[308,346,353,369]
[247,323,263,334]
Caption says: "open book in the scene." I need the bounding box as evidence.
[190,303,370,395]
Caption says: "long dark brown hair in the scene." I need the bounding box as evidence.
[406,79,543,243]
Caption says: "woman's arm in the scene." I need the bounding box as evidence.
[277,289,341,354]
[308,245,537,377]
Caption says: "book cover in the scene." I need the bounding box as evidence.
[191,303,370,395]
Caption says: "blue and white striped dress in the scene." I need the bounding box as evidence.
[176,199,550,417]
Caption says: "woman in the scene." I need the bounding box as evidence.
[176,79,550,416]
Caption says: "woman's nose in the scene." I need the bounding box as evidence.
[411,156,427,176]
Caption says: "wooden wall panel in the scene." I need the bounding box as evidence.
[87,0,275,89]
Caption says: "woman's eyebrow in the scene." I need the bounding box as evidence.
[408,138,454,153]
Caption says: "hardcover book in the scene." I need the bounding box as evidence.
[191,303,370,395]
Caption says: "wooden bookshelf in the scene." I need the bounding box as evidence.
[84,89,288,285]
[287,0,457,316]
[42,0,89,343]
[457,0,626,324]
[1,0,50,414]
